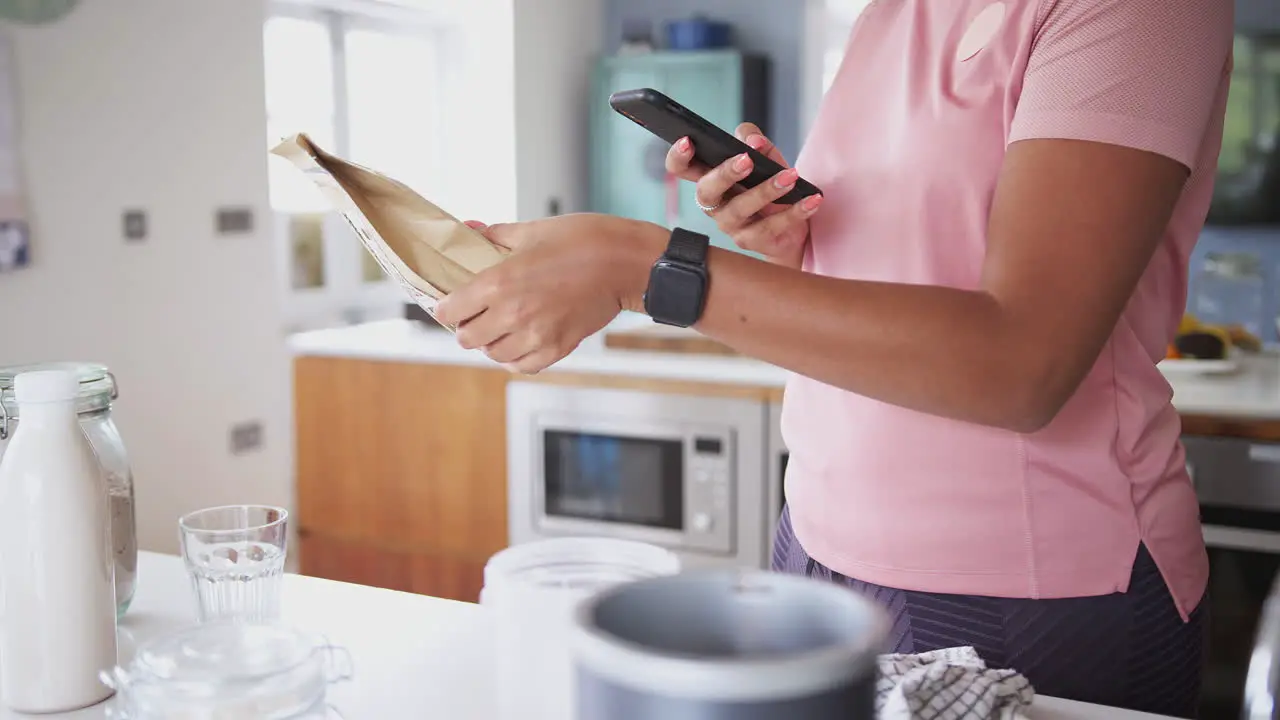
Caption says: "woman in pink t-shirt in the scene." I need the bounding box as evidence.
[436,0,1234,715]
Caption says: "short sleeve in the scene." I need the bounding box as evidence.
[1009,0,1234,171]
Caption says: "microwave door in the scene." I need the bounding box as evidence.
[533,420,688,546]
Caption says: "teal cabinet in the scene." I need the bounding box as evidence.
[590,51,770,256]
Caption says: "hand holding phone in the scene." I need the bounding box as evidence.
[609,88,822,205]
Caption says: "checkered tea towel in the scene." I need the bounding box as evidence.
[876,647,1035,720]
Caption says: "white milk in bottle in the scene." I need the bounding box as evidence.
[0,369,116,712]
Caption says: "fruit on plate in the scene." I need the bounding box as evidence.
[1174,329,1230,360]
[1168,313,1260,359]
[1178,313,1201,335]
[1225,324,1263,352]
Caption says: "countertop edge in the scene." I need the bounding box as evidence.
[288,321,1280,421]
[288,320,792,389]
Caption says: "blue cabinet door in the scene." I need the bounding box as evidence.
[591,52,760,258]
[590,60,668,226]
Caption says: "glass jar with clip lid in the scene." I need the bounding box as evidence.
[101,621,354,719]
[0,362,138,617]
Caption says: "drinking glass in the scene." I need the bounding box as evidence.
[179,505,289,623]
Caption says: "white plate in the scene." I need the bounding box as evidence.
[1158,355,1240,376]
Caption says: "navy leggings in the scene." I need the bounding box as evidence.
[773,506,1208,718]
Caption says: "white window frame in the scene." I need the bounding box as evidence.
[800,0,872,136]
[267,0,449,332]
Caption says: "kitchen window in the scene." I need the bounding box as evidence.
[800,0,873,135]
[264,1,445,332]
[820,0,872,92]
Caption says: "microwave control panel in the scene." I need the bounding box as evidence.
[685,433,734,554]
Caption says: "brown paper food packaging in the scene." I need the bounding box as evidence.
[270,132,508,323]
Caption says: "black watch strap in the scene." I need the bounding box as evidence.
[643,228,711,328]
[666,228,709,265]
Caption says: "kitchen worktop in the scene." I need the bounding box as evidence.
[14,551,1181,720]
[289,317,791,388]
[289,319,1280,420]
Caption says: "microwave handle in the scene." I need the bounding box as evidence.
[1248,443,1280,465]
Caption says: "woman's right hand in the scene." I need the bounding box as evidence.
[665,123,822,269]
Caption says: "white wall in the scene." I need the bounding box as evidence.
[0,0,609,560]
[512,0,605,220]
[2,0,291,555]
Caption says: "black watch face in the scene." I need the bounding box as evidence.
[645,262,706,327]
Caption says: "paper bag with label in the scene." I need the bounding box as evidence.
[270,133,508,322]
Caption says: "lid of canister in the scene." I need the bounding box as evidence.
[0,362,115,418]
[482,537,681,600]
[14,370,79,404]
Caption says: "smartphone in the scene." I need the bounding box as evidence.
[609,87,821,205]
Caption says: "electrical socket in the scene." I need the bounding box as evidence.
[216,207,254,235]
[123,209,147,242]
[229,421,264,455]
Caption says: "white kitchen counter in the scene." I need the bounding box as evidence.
[290,319,1280,420]
[289,317,792,388]
[1163,353,1280,418]
[7,552,1175,719]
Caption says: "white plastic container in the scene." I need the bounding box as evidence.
[481,538,680,720]
[0,369,117,712]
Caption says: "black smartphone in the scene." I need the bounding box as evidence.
[609,87,821,205]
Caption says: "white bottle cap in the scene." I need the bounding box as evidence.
[13,369,80,404]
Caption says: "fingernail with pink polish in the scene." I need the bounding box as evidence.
[774,169,799,189]
[733,154,752,173]
[677,137,691,153]
[745,134,766,149]
[802,194,824,213]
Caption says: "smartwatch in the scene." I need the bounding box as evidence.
[643,228,710,328]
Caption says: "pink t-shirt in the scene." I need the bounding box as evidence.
[785,0,1234,619]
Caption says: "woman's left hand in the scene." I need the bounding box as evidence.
[433,213,662,374]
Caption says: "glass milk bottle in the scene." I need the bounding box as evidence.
[0,369,117,712]
[0,362,137,617]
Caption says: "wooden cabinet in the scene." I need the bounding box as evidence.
[296,532,488,602]
[1182,414,1280,442]
[293,351,1280,603]
[294,356,509,602]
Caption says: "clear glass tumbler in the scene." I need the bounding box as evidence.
[179,505,289,623]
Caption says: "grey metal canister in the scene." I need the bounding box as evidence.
[571,570,889,720]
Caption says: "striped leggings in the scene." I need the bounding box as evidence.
[773,506,1208,718]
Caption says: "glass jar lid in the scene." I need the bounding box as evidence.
[102,622,352,719]
[0,362,118,434]
[133,622,317,684]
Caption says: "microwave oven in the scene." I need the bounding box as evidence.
[506,381,772,569]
